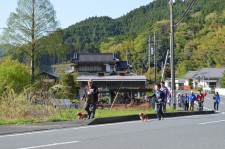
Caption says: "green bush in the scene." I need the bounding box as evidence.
[0,57,30,94]
[196,87,203,91]
[60,74,78,99]
[102,96,110,102]
[188,79,194,90]
[221,71,225,88]
[49,84,72,99]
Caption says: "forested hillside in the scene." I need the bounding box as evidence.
[1,0,225,78]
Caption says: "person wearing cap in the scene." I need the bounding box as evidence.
[187,90,197,111]
[83,80,99,119]
[160,81,169,113]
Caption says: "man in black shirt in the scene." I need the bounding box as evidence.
[149,83,165,120]
[83,80,99,119]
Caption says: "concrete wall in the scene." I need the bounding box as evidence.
[215,88,225,96]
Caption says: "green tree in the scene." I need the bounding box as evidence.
[189,79,194,90]
[1,0,58,82]
[220,71,225,88]
[0,57,30,94]
[60,73,78,99]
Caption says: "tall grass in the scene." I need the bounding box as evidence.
[0,87,74,125]
[0,88,177,125]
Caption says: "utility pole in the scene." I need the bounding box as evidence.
[207,60,210,87]
[154,31,157,84]
[148,36,151,69]
[161,50,169,82]
[126,50,128,65]
[169,0,176,109]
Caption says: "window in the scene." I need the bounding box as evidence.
[79,65,102,72]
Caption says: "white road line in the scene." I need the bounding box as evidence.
[198,120,225,125]
[203,107,213,111]
[0,113,217,139]
[206,97,212,101]
[18,141,79,149]
[194,102,213,111]
[0,121,141,138]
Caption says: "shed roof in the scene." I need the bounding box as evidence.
[77,75,146,82]
[38,71,59,79]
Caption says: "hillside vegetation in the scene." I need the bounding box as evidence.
[1,0,225,77]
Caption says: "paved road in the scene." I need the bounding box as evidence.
[0,113,225,149]
[203,94,225,112]
[0,92,224,149]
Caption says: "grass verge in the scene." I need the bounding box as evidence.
[0,107,177,125]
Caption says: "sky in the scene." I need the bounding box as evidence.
[0,0,152,35]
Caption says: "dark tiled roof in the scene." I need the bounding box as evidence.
[38,71,59,78]
[183,71,198,79]
[72,53,118,64]
[193,68,225,79]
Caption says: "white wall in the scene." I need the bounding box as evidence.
[215,88,225,96]
[104,64,110,72]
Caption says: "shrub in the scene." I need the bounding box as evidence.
[221,71,225,88]
[49,84,72,99]
[60,74,78,99]
[0,57,30,94]
[188,79,193,90]
[196,87,203,91]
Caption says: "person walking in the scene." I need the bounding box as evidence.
[176,93,181,108]
[149,83,165,120]
[160,81,169,113]
[168,89,172,107]
[213,92,220,111]
[184,93,189,111]
[196,90,207,111]
[83,80,99,119]
[188,90,196,111]
[178,93,185,109]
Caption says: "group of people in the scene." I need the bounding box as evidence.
[82,79,222,120]
[149,82,222,120]
[177,90,221,111]
[177,90,207,111]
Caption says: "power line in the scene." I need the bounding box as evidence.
[178,51,225,55]
[175,0,197,26]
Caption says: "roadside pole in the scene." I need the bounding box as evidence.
[169,0,176,109]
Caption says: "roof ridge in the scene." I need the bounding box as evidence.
[76,53,114,55]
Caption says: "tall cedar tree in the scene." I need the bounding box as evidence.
[1,0,58,82]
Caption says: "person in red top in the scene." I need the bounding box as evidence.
[196,90,207,111]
